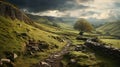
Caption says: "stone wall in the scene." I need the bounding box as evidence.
[85,39,120,61]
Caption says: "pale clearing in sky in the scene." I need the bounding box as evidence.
[27,0,120,20]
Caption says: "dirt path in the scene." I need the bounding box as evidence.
[33,40,72,67]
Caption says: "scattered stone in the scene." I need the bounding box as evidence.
[53,55,60,59]
[40,61,51,67]
[4,51,14,62]
[25,39,49,55]
[1,59,11,63]
[14,53,18,59]
[70,59,76,63]
[0,61,3,65]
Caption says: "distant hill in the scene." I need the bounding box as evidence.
[27,14,62,23]
[97,21,120,37]
[27,14,78,28]
[27,14,78,24]
[27,14,64,27]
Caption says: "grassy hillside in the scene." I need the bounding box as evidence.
[100,39,120,48]
[97,22,120,37]
[0,16,67,66]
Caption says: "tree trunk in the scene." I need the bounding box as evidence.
[79,31,84,35]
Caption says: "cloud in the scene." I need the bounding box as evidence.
[7,0,70,12]
[114,2,120,7]
[29,10,66,17]
[6,0,120,21]
[7,0,91,12]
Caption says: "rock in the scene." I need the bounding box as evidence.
[40,61,51,67]
[70,59,76,63]
[30,52,34,55]
[1,59,11,63]
[31,46,40,51]
[14,53,18,59]
[0,61,3,65]
[45,59,54,63]
[85,38,120,60]
[0,1,33,24]
[76,36,87,41]
[53,55,60,59]
[4,51,14,62]
[0,59,14,67]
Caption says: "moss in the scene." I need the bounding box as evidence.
[69,51,89,59]
[100,39,120,48]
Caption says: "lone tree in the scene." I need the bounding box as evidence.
[74,18,94,35]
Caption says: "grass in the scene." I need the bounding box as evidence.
[69,51,89,58]
[62,51,102,67]
[100,39,120,48]
[97,22,120,36]
[0,16,67,66]
[1,14,120,67]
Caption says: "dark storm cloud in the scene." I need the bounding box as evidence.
[60,2,90,11]
[76,0,94,3]
[6,0,90,12]
[6,0,71,12]
[114,2,120,7]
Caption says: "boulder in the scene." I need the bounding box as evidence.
[70,59,76,63]
[14,53,18,59]
[0,61,3,65]
[40,61,51,67]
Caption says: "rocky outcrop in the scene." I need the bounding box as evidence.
[25,39,50,55]
[0,1,33,24]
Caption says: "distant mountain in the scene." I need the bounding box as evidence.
[97,21,120,37]
[0,1,33,24]
[27,14,108,27]
[27,14,78,23]
[27,14,64,23]
[88,18,106,26]
[27,14,79,28]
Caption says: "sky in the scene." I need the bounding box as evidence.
[7,0,120,21]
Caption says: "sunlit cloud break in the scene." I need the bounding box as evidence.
[8,0,120,20]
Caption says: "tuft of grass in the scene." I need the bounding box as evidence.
[69,51,89,58]
[100,39,120,48]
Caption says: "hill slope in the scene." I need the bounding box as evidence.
[27,14,77,28]
[0,1,67,66]
[97,22,120,36]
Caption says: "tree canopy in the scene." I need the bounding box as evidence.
[74,18,94,33]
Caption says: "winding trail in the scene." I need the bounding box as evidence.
[33,40,72,67]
